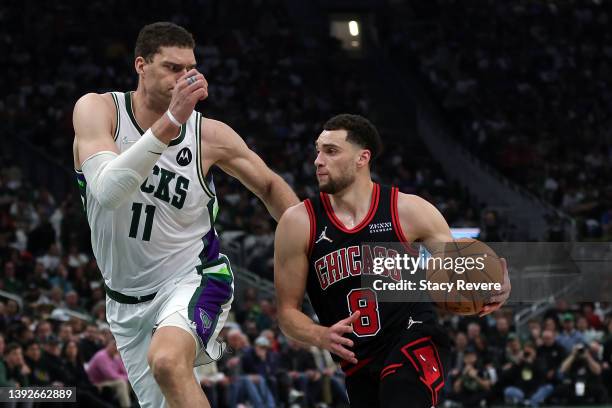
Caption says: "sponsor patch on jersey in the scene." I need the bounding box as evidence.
[369,222,392,233]
[176,147,192,166]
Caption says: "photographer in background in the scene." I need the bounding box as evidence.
[502,342,553,407]
[553,342,607,404]
[449,349,493,407]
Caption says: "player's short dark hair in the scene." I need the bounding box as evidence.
[323,114,383,165]
[135,22,195,62]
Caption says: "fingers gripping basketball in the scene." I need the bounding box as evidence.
[426,239,504,315]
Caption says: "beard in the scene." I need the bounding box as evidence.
[319,171,355,194]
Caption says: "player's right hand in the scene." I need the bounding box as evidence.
[319,311,359,364]
[168,69,209,124]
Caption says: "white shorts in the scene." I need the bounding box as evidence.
[105,255,234,408]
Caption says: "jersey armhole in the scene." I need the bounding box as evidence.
[110,92,120,141]
[304,199,316,257]
[391,187,409,243]
[392,188,425,256]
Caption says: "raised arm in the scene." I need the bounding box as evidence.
[274,204,358,364]
[73,69,207,209]
[396,192,510,316]
[202,119,299,221]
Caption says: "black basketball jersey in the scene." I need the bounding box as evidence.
[304,183,436,361]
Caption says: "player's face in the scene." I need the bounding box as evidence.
[139,46,197,106]
[314,130,361,194]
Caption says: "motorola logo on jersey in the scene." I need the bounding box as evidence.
[176,147,192,166]
[313,244,402,290]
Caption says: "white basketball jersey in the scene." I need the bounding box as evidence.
[77,92,220,295]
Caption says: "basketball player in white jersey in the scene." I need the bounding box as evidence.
[72,22,298,407]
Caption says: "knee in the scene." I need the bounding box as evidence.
[147,350,190,386]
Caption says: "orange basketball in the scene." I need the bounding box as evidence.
[425,238,504,315]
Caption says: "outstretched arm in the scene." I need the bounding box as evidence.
[396,192,510,316]
[274,204,358,363]
[202,119,298,221]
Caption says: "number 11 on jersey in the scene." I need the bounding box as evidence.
[129,202,156,241]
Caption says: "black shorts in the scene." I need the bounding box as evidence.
[343,323,451,408]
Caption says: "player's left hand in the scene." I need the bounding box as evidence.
[479,258,510,317]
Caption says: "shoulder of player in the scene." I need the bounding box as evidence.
[200,117,241,145]
[73,93,117,136]
[396,192,434,216]
[278,202,310,230]
[199,117,246,158]
[276,202,310,249]
[395,192,441,230]
[73,92,115,114]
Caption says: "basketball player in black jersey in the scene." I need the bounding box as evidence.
[274,114,510,407]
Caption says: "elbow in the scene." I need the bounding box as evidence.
[259,176,276,202]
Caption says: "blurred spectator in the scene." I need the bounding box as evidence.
[241,335,280,404]
[280,338,348,407]
[537,329,567,386]
[194,361,227,408]
[61,339,115,408]
[256,299,276,332]
[502,342,553,407]
[66,244,90,269]
[0,334,15,386]
[34,320,53,343]
[49,263,73,293]
[553,342,607,404]
[4,299,21,325]
[449,349,492,407]
[65,290,87,314]
[522,319,543,348]
[447,332,469,383]
[57,322,74,345]
[488,316,511,364]
[79,323,104,361]
[1,261,23,294]
[3,342,30,387]
[576,315,603,344]
[221,328,275,408]
[27,209,55,255]
[581,303,604,331]
[557,313,586,353]
[86,337,131,408]
[37,243,61,271]
[41,335,68,383]
[23,340,54,386]
[501,334,523,369]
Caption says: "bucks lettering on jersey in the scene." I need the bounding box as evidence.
[76,92,220,295]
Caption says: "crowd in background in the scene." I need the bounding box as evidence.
[1,0,611,407]
[384,0,612,240]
